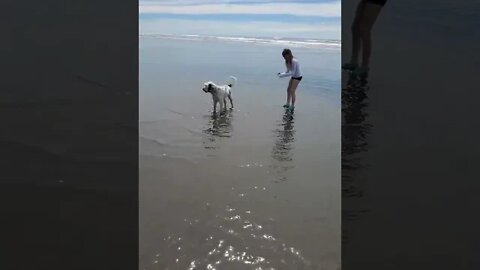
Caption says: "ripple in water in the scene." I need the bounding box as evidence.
[144,197,314,269]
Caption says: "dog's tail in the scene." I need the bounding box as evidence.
[227,76,237,88]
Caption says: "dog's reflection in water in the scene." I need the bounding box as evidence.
[202,109,234,149]
[271,113,296,182]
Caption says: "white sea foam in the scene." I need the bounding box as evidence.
[140,33,341,49]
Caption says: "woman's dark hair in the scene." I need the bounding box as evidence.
[282,48,292,56]
[282,48,293,70]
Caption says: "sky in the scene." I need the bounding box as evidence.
[139,0,341,40]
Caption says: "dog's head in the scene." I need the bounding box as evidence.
[202,82,214,93]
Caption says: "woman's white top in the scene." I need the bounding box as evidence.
[278,58,302,78]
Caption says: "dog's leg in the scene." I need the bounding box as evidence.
[219,99,224,113]
[213,100,217,113]
[228,94,234,109]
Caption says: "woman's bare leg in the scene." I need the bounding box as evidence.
[286,79,293,105]
[350,1,367,66]
[289,79,301,106]
[358,2,383,68]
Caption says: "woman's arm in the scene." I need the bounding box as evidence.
[278,61,297,78]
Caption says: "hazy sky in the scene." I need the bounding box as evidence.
[139,0,341,40]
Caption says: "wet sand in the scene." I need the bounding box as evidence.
[140,38,341,269]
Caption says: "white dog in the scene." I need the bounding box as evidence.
[202,76,237,113]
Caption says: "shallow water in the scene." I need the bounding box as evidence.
[140,37,341,270]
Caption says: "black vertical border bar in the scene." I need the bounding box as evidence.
[342,0,480,269]
[0,0,139,269]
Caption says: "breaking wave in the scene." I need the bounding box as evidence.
[140,33,341,49]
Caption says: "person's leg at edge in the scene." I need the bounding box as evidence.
[356,2,383,75]
[348,0,367,69]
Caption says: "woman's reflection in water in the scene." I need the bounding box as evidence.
[342,72,372,244]
[271,113,296,182]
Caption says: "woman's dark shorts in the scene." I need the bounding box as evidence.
[292,76,303,81]
[365,0,387,6]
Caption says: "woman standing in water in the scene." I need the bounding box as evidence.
[342,0,387,77]
[278,48,302,113]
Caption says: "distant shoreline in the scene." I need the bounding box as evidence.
[140,33,341,49]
